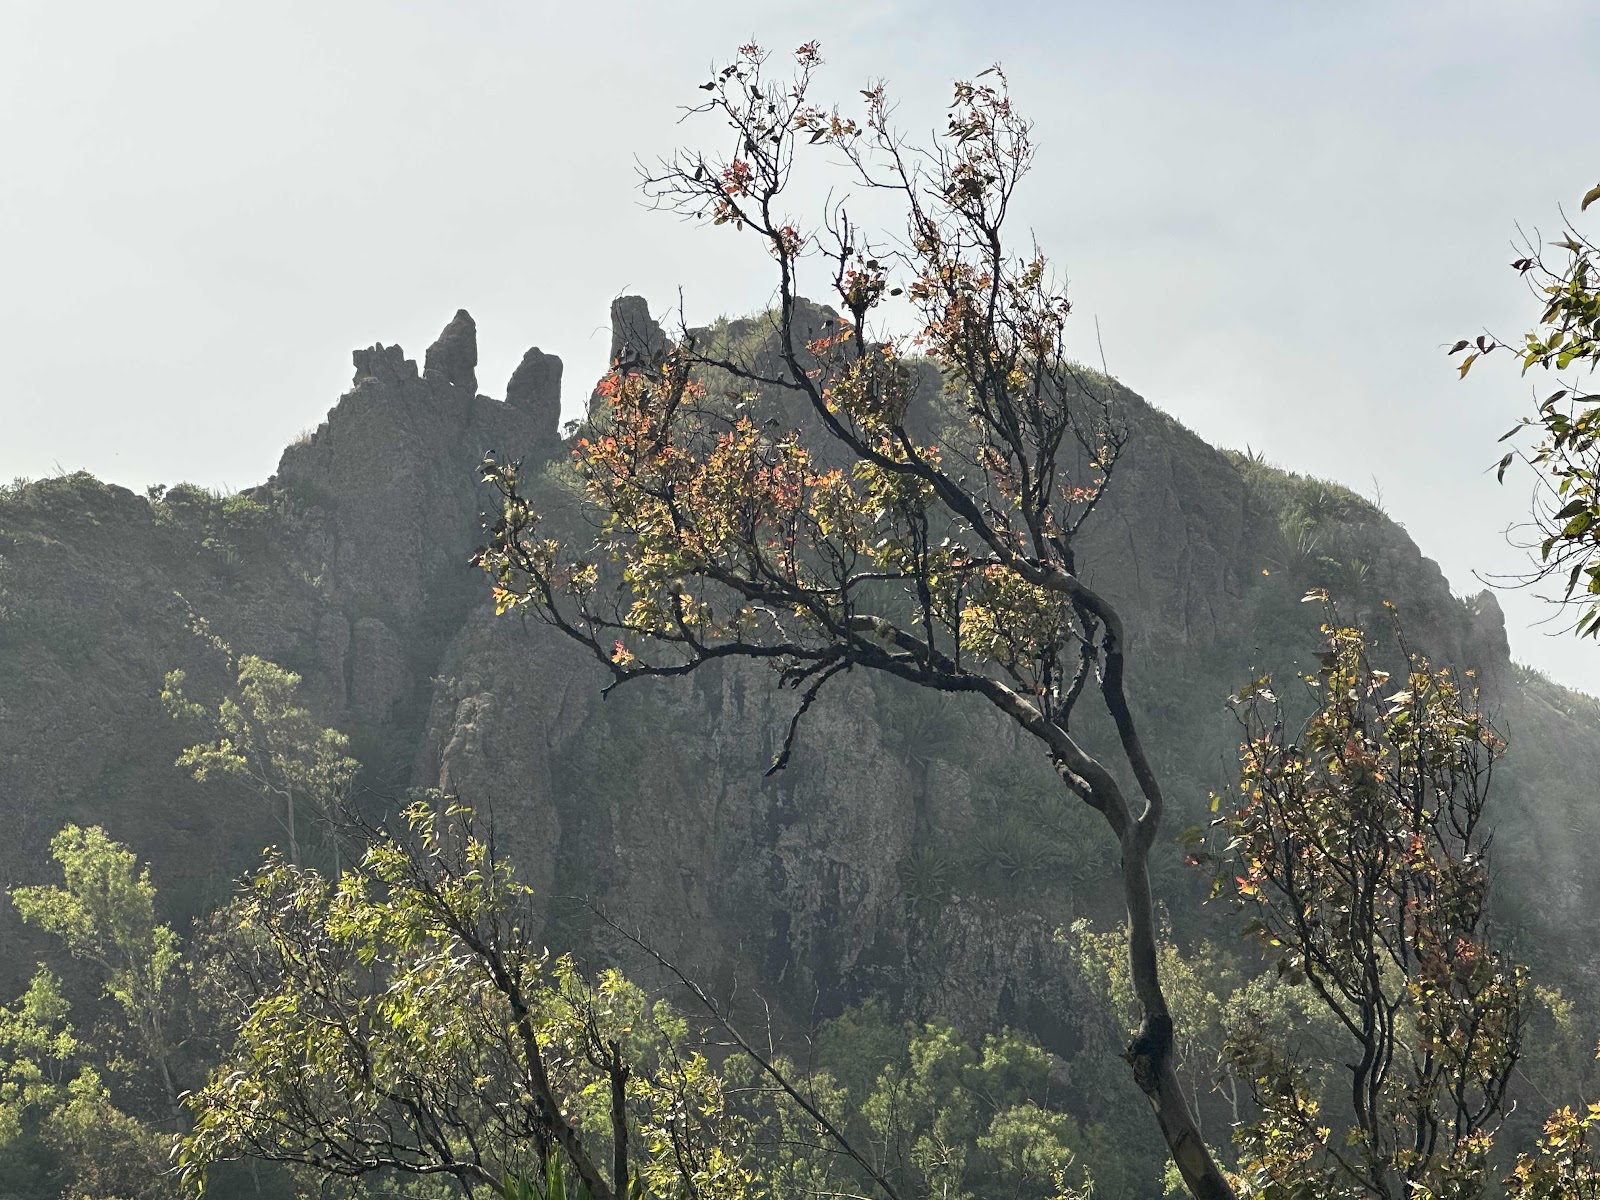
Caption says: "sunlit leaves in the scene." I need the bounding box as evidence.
[960,565,1066,681]
[164,652,357,868]
[1506,1100,1600,1199]
[0,969,91,1144]
[181,801,758,1199]
[2,829,185,1197]
[1457,185,1600,637]
[728,1014,1094,1200]
[11,826,182,1074]
[1218,618,1520,1198]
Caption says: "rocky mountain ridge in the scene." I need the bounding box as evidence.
[1,302,1595,1037]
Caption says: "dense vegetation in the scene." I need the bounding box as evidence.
[2,648,1594,1198]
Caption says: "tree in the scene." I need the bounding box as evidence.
[1212,605,1523,1198]
[1068,918,1346,1196]
[1505,1098,1600,1199]
[476,43,1234,1200]
[2,829,189,1200]
[1453,180,1600,636]
[164,644,358,869]
[182,792,1104,1200]
[12,823,185,1118]
[0,968,178,1199]
[730,1010,1094,1200]
[180,799,759,1200]
[0,969,95,1194]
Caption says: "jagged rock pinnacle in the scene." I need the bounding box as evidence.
[506,347,562,442]
[1466,590,1511,680]
[352,343,418,386]
[424,309,478,394]
[608,296,669,369]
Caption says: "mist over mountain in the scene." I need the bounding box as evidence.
[2,301,1597,1197]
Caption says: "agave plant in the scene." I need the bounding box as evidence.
[898,844,957,917]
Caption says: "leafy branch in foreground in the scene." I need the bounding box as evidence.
[180,800,753,1200]
[1453,179,1600,637]
[1214,602,1523,1198]
[1505,1097,1600,1198]
[476,41,1233,1200]
[3,826,189,1199]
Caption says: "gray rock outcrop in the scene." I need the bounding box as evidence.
[353,342,418,387]
[506,346,563,441]
[424,309,478,394]
[608,296,669,368]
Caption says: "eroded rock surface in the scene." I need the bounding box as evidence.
[609,295,670,368]
[3,299,1598,1027]
[424,308,479,394]
[506,346,563,440]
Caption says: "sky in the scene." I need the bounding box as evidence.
[4,0,1600,694]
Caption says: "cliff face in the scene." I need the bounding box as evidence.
[2,300,1596,1024]
[0,311,556,982]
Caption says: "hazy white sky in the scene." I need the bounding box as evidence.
[5,0,1600,694]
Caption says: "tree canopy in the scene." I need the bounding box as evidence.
[180,800,753,1200]
[164,638,358,870]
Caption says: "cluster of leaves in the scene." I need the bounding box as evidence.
[0,826,188,1199]
[163,630,358,871]
[1213,606,1523,1198]
[732,1006,1093,1200]
[1505,1098,1600,1198]
[1454,182,1600,635]
[0,973,180,1200]
[12,825,185,1116]
[180,799,754,1200]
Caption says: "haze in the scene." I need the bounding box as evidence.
[4,0,1599,693]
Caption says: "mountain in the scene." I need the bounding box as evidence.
[2,299,1596,1052]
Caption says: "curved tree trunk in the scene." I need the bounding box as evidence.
[1121,831,1238,1200]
